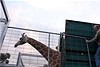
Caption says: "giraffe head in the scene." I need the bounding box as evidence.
[14,33,28,47]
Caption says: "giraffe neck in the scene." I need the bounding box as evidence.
[27,37,58,61]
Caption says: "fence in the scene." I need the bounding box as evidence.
[0,26,60,67]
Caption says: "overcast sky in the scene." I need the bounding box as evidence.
[5,0,100,33]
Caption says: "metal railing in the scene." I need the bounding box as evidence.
[16,52,24,67]
[60,32,92,67]
[5,26,60,67]
[16,52,49,67]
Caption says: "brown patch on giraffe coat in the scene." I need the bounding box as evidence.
[27,38,60,67]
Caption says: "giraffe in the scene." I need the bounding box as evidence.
[14,33,60,67]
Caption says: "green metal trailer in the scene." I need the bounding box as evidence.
[60,20,98,67]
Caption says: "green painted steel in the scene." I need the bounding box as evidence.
[62,36,91,67]
[65,20,95,37]
[60,20,97,67]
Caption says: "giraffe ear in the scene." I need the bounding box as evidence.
[25,35,27,37]
[55,46,58,50]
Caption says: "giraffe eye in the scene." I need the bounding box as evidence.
[20,38,22,40]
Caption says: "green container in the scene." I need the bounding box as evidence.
[60,36,92,67]
[65,20,95,37]
[66,52,89,61]
[65,61,90,67]
[60,20,97,67]
[65,36,97,52]
[65,36,87,51]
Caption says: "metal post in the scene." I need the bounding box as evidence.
[59,33,62,67]
[0,20,8,50]
[85,39,92,67]
[0,0,10,50]
[48,33,50,67]
[16,52,21,66]
[16,52,24,67]
[0,0,9,22]
[59,32,64,67]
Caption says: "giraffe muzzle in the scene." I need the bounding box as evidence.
[14,44,18,47]
[14,41,20,47]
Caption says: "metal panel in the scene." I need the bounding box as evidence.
[61,35,92,67]
[65,20,95,37]
[60,20,97,67]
